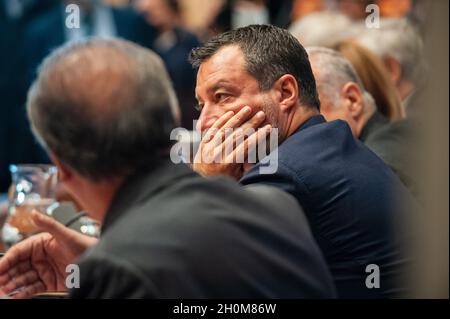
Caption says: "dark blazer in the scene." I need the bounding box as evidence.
[365,118,419,198]
[70,160,336,298]
[240,115,414,298]
[359,111,389,143]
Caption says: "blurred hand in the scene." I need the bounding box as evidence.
[193,106,271,180]
[0,211,97,298]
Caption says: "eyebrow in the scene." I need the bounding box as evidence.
[210,81,235,91]
[196,81,238,101]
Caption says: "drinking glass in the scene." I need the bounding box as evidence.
[1,164,57,248]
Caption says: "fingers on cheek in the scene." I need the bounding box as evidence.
[202,129,216,143]
[253,111,266,125]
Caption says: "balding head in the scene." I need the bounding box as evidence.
[307,47,376,137]
[28,38,179,180]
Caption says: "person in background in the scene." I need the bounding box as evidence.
[336,0,371,20]
[376,0,412,18]
[307,47,415,195]
[332,40,403,121]
[288,14,404,120]
[180,0,294,40]
[308,48,417,198]
[291,0,325,21]
[231,0,269,29]
[355,18,425,111]
[0,38,336,299]
[0,0,58,192]
[230,0,304,34]
[133,0,200,129]
[289,11,353,48]
[308,47,388,142]
[23,0,154,83]
[1,0,155,193]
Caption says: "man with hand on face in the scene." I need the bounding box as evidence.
[191,25,415,298]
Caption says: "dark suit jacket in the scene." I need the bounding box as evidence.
[70,161,336,298]
[240,115,414,298]
[365,118,419,198]
[359,111,389,143]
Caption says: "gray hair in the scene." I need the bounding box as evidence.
[356,18,424,84]
[289,11,354,48]
[307,47,376,114]
[27,38,180,180]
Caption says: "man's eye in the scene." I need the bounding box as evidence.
[195,104,204,112]
[216,93,230,102]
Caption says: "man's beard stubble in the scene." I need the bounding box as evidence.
[260,95,281,141]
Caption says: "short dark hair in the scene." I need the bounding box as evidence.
[189,24,320,110]
[27,38,179,180]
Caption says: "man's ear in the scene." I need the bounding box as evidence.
[341,82,364,119]
[48,153,72,183]
[272,74,299,112]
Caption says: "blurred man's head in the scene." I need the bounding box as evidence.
[27,38,179,220]
[307,47,376,138]
[289,11,353,48]
[189,24,320,142]
[356,18,424,100]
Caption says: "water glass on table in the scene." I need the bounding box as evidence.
[1,164,57,248]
